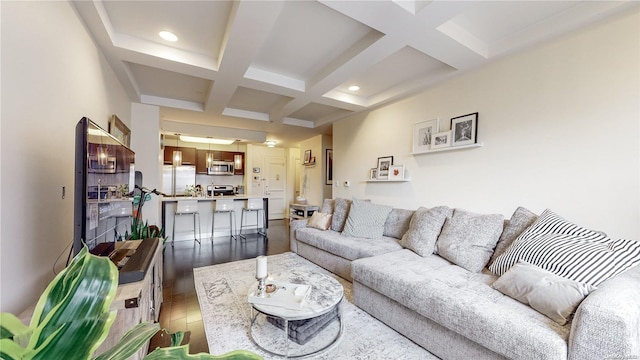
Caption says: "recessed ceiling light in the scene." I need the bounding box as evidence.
[348,85,360,92]
[159,31,178,42]
[265,140,276,148]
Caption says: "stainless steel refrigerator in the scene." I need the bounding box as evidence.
[162,165,196,196]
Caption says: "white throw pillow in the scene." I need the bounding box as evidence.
[492,261,595,325]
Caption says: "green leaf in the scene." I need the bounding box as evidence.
[144,346,262,360]
[0,338,28,359]
[0,313,30,342]
[17,246,118,359]
[94,323,160,360]
[170,332,185,347]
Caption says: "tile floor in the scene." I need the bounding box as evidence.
[157,219,291,354]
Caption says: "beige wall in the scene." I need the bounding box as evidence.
[334,8,640,240]
[1,2,131,313]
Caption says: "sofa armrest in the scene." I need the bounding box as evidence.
[569,265,640,360]
[289,219,308,253]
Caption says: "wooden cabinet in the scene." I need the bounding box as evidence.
[195,150,244,175]
[94,239,163,360]
[163,146,196,165]
[196,149,211,174]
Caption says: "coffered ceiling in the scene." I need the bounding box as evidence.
[71,0,636,147]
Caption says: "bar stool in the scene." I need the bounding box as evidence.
[172,199,201,246]
[239,198,266,239]
[211,198,236,241]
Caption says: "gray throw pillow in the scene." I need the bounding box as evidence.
[330,198,352,232]
[488,207,538,267]
[436,209,504,272]
[341,199,393,239]
[492,261,595,325]
[399,206,452,257]
[320,199,334,214]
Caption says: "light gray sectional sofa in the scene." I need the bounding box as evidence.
[290,198,640,360]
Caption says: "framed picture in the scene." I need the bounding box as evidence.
[377,156,393,179]
[325,149,333,185]
[389,164,405,180]
[108,114,130,147]
[451,112,478,147]
[304,149,312,164]
[412,118,439,153]
[369,168,378,180]
[431,131,452,149]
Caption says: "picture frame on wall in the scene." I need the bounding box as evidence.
[412,118,440,153]
[108,114,130,147]
[377,156,393,179]
[451,112,478,147]
[369,168,378,180]
[304,149,312,164]
[389,164,405,180]
[431,131,452,149]
[325,149,333,185]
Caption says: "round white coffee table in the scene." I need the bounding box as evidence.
[248,270,344,358]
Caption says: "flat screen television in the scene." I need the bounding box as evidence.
[73,117,136,256]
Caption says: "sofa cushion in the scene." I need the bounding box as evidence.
[490,209,640,286]
[383,208,414,239]
[352,250,570,359]
[320,199,334,214]
[492,261,595,325]
[342,199,393,238]
[489,206,538,266]
[436,209,504,272]
[295,227,402,261]
[331,198,352,232]
[306,212,332,230]
[399,206,452,257]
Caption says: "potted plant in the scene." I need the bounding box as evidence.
[0,246,262,359]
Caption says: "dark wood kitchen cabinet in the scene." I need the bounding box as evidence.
[195,149,212,174]
[163,146,195,165]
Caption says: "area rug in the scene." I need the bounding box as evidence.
[194,252,438,359]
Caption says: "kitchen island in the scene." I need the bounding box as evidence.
[161,196,268,242]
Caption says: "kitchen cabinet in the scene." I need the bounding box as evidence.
[163,146,196,165]
[196,149,212,174]
[214,151,234,162]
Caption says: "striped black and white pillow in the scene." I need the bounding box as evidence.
[489,209,640,286]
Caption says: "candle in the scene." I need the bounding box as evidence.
[256,256,267,278]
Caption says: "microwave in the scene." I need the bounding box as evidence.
[88,155,116,173]
[208,160,234,175]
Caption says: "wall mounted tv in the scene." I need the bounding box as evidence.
[73,117,136,257]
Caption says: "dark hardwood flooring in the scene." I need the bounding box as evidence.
[158,220,291,354]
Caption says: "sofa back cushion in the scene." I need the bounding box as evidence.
[488,206,538,267]
[320,199,334,214]
[331,198,352,232]
[341,198,393,239]
[383,208,414,239]
[399,206,452,256]
[436,209,504,272]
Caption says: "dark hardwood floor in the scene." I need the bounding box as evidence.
[158,219,291,354]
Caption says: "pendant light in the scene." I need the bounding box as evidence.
[206,137,213,168]
[172,134,182,167]
[234,139,242,170]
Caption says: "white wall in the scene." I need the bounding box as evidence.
[131,103,161,226]
[334,8,640,240]
[1,2,131,313]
